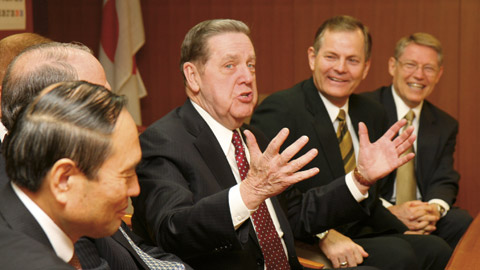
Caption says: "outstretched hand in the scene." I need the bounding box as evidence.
[355,119,416,188]
[239,128,319,209]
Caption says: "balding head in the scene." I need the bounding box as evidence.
[0,33,52,119]
[0,33,52,84]
[1,42,109,131]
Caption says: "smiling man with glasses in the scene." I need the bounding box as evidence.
[364,32,472,249]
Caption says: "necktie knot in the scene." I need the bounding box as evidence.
[232,130,243,149]
[337,109,346,122]
[405,110,415,125]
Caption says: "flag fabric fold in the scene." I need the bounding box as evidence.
[99,0,146,125]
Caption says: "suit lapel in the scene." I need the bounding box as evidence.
[0,141,7,186]
[378,87,399,198]
[416,102,439,193]
[110,225,150,269]
[380,86,398,127]
[0,184,52,249]
[303,79,346,177]
[180,101,263,253]
[349,94,378,143]
[179,101,238,190]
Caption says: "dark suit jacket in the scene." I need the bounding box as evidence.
[0,183,189,270]
[251,78,408,239]
[363,86,460,205]
[132,100,366,270]
[0,225,73,270]
[0,140,7,185]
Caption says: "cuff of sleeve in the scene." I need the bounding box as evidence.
[229,184,256,229]
[380,197,394,208]
[316,230,329,241]
[428,199,450,217]
[346,171,369,202]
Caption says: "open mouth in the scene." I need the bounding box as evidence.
[407,82,425,90]
[238,91,253,102]
[328,76,348,83]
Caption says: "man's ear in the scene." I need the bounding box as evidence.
[48,158,80,204]
[388,56,397,77]
[362,59,371,80]
[307,46,317,72]
[183,62,201,93]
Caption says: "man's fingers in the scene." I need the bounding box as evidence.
[282,167,320,186]
[262,128,290,158]
[284,147,318,172]
[412,220,430,230]
[397,152,415,167]
[405,230,424,235]
[279,135,310,163]
[357,122,371,147]
[383,118,408,140]
[243,129,261,158]
[393,127,416,153]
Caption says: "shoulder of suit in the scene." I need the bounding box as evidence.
[423,100,458,125]
[259,79,311,109]
[350,93,385,112]
[360,85,389,101]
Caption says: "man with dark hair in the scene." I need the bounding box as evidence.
[0,42,190,269]
[363,32,472,248]
[251,15,452,269]
[0,81,135,267]
[132,18,416,270]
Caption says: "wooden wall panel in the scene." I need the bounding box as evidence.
[458,0,480,216]
[30,0,479,215]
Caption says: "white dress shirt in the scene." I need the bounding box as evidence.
[11,182,74,263]
[0,122,7,142]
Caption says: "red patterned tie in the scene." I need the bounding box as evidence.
[232,130,291,270]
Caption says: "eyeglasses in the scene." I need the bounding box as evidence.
[396,59,439,77]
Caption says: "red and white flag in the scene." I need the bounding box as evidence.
[99,0,146,125]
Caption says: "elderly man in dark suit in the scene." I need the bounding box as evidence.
[132,18,417,270]
[0,42,190,270]
[251,15,452,270]
[362,32,472,249]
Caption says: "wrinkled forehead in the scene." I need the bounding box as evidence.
[204,32,255,60]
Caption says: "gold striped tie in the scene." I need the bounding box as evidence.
[395,110,417,205]
[337,109,356,173]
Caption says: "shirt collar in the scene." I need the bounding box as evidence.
[318,91,350,123]
[191,100,236,156]
[391,85,422,121]
[0,122,7,142]
[11,182,74,263]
